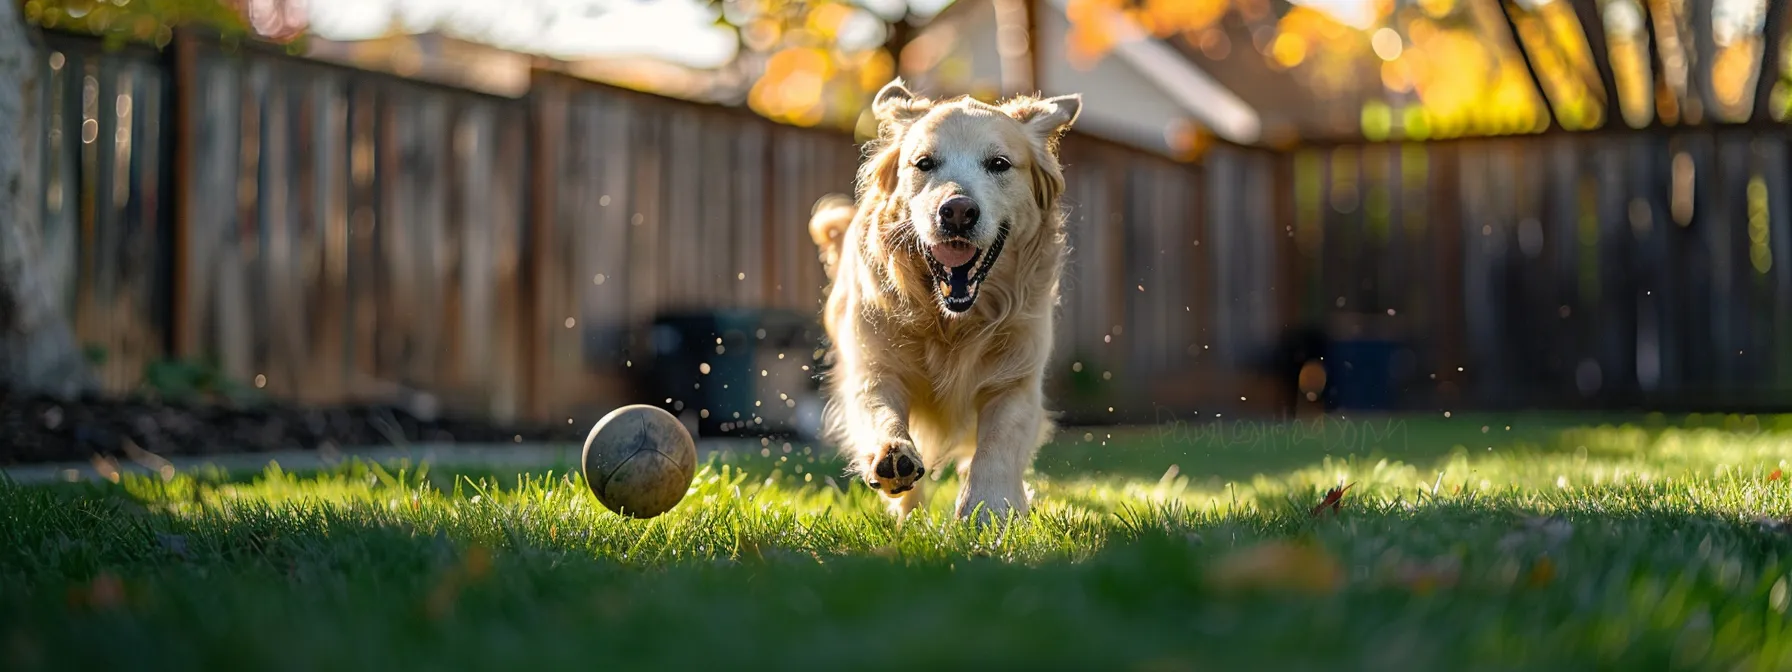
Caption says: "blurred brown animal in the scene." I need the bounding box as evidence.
[808,78,1082,523]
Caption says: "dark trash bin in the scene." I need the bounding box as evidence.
[1323,339,1405,412]
[639,309,826,439]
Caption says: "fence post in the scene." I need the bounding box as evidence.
[169,29,197,360]
[524,66,563,423]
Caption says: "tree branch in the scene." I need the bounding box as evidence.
[992,0,1035,94]
[1638,0,1676,124]
[1754,0,1788,122]
[1492,0,1558,129]
[1688,0,1718,120]
[1568,0,1623,127]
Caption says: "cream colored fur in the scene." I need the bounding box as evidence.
[808,79,1082,523]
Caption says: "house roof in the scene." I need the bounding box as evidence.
[1040,0,1262,144]
[900,0,1263,155]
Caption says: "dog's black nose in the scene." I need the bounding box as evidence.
[937,196,979,236]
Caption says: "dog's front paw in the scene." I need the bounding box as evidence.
[864,439,926,496]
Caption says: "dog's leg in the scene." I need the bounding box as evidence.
[840,381,927,506]
[892,482,926,518]
[956,386,1045,524]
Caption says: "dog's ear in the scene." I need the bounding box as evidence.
[1005,95,1079,215]
[1004,94,1082,148]
[1028,153,1066,215]
[872,78,932,126]
[862,142,904,196]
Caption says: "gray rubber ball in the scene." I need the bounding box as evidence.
[582,405,697,519]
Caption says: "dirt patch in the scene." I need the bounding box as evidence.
[0,388,584,466]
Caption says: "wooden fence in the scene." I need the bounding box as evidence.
[35,32,1288,428]
[1291,127,1792,413]
[41,29,1792,428]
[36,33,177,399]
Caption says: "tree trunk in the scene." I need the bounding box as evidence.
[991,0,1036,95]
[0,4,93,399]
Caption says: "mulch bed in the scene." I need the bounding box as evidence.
[0,388,586,467]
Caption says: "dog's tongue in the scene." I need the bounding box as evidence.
[929,242,977,269]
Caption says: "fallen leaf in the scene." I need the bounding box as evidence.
[1310,483,1355,517]
[1772,469,1783,482]
[1526,557,1556,587]
[66,573,126,611]
[424,578,460,620]
[1207,541,1342,594]
[464,546,492,580]
[1389,556,1462,594]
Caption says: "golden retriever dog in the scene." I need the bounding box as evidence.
[808,78,1081,523]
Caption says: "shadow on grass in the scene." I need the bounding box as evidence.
[2,473,1790,670]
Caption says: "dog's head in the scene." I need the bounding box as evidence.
[858,79,1081,316]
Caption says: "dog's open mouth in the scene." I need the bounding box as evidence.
[925,223,1009,314]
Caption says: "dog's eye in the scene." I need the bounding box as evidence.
[915,156,937,172]
[985,157,1012,173]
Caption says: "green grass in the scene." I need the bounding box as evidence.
[5,413,1792,670]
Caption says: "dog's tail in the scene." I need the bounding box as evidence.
[809,193,855,281]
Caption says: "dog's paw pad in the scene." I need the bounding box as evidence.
[866,441,924,497]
